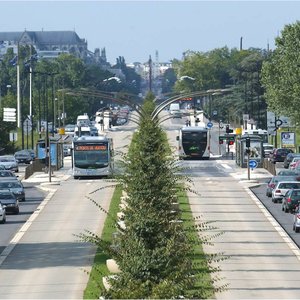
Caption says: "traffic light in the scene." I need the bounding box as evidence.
[226,125,230,133]
[246,137,251,148]
[228,140,234,145]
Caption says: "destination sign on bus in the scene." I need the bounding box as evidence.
[75,145,107,151]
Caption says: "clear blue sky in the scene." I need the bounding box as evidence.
[0,1,300,64]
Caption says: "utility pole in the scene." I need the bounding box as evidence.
[17,43,21,128]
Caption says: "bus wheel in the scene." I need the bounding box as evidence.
[74,176,79,179]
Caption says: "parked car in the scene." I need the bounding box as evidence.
[266,175,297,197]
[14,150,32,164]
[283,153,300,169]
[0,155,19,172]
[0,201,6,223]
[63,143,72,156]
[0,180,25,202]
[282,189,300,213]
[263,143,274,158]
[269,148,294,164]
[293,205,300,232]
[0,190,19,214]
[0,170,19,180]
[277,170,297,176]
[289,157,300,170]
[272,181,300,203]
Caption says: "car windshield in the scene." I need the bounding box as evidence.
[0,157,14,162]
[0,182,22,188]
[0,193,14,199]
[0,171,14,177]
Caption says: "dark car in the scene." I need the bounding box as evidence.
[0,190,19,214]
[0,180,25,202]
[282,189,300,213]
[14,150,33,164]
[266,175,298,197]
[283,153,300,169]
[269,148,294,164]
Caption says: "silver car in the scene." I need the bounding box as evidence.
[0,201,6,223]
[0,180,25,202]
[0,190,19,214]
[0,155,19,172]
[293,205,300,233]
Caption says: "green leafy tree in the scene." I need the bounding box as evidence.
[261,21,300,124]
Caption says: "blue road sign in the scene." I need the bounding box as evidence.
[207,122,213,128]
[249,160,258,169]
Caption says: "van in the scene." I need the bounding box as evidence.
[169,103,182,118]
[76,114,90,127]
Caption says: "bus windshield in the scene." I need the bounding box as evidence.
[182,131,207,155]
[74,143,109,169]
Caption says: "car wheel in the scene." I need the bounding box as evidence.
[14,207,19,215]
[293,224,295,231]
[296,227,300,233]
[282,205,284,211]
[285,207,289,213]
[0,215,5,224]
[74,176,79,179]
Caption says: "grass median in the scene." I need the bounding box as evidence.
[84,186,215,299]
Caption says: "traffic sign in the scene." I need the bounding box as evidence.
[212,110,217,116]
[3,107,16,122]
[23,118,32,135]
[249,160,258,169]
[207,122,213,128]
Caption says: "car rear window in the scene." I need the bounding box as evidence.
[280,183,300,189]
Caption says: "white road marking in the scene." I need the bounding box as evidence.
[0,186,57,266]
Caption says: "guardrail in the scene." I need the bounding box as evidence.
[24,159,45,179]
[263,158,276,175]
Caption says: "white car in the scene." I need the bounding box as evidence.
[0,202,6,224]
[272,181,300,203]
[263,143,274,158]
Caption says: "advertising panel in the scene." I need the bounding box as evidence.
[281,132,295,148]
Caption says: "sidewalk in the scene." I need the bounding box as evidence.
[22,157,72,185]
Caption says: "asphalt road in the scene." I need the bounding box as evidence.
[2,113,300,299]
[250,162,300,248]
[0,164,48,255]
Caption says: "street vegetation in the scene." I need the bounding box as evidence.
[79,93,227,299]
[1,21,300,152]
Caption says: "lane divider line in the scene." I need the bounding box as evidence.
[0,186,57,266]
[244,186,300,260]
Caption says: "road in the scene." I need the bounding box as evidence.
[2,113,300,298]
[0,164,48,255]
[250,162,300,248]
[0,119,137,298]
[165,118,300,299]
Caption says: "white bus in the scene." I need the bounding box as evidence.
[72,136,114,179]
[242,128,268,143]
[177,126,210,160]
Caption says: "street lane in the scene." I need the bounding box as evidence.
[0,178,114,298]
[165,118,300,299]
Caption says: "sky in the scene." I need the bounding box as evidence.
[0,1,300,64]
